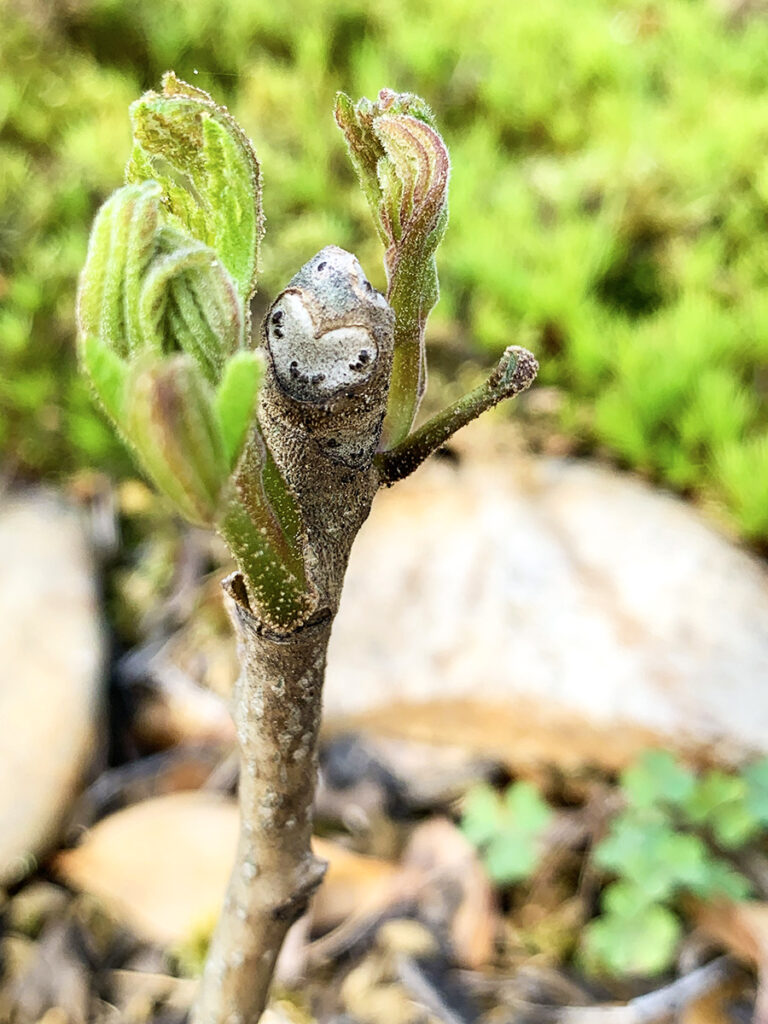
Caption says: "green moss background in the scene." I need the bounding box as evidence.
[2,0,768,541]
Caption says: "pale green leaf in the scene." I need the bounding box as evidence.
[621,750,696,810]
[215,351,264,469]
[80,333,128,424]
[583,900,681,977]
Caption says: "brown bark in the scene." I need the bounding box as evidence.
[192,577,331,1024]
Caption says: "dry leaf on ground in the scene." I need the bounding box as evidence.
[693,901,767,1024]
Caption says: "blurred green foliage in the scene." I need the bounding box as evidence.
[2,0,768,541]
[583,750,767,977]
[461,780,553,883]
[462,751,768,978]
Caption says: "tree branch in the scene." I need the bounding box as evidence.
[192,575,331,1024]
[375,345,538,486]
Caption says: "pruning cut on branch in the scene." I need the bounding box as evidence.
[77,72,538,1024]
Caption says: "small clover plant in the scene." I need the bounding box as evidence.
[586,750,768,977]
[461,751,768,979]
[461,780,553,885]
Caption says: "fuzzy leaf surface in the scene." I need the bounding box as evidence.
[127,72,263,305]
[123,355,229,526]
[335,89,449,446]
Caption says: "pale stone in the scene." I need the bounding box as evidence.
[325,421,768,767]
[0,492,105,886]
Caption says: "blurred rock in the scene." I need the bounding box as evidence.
[0,491,105,886]
[325,421,768,768]
[155,421,768,771]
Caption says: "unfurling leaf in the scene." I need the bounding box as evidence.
[77,73,317,630]
[139,226,244,384]
[124,356,229,526]
[77,182,163,358]
[334,90,437,243]
[127,72,264,306]
[77,182,244,384]
[335,89,450,447]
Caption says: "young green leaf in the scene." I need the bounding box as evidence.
[335,89,449,447]
[621,749,696,810]
[461,781,553,885]
[461,783,503,848]
[503,779,554,834]
[127,72,263,306]
[690,857,751,902]
[77,181,163,358]
[684,770,758,849]
[594,810,711,901]
[484,831,541,884]
[583,889,681,977]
